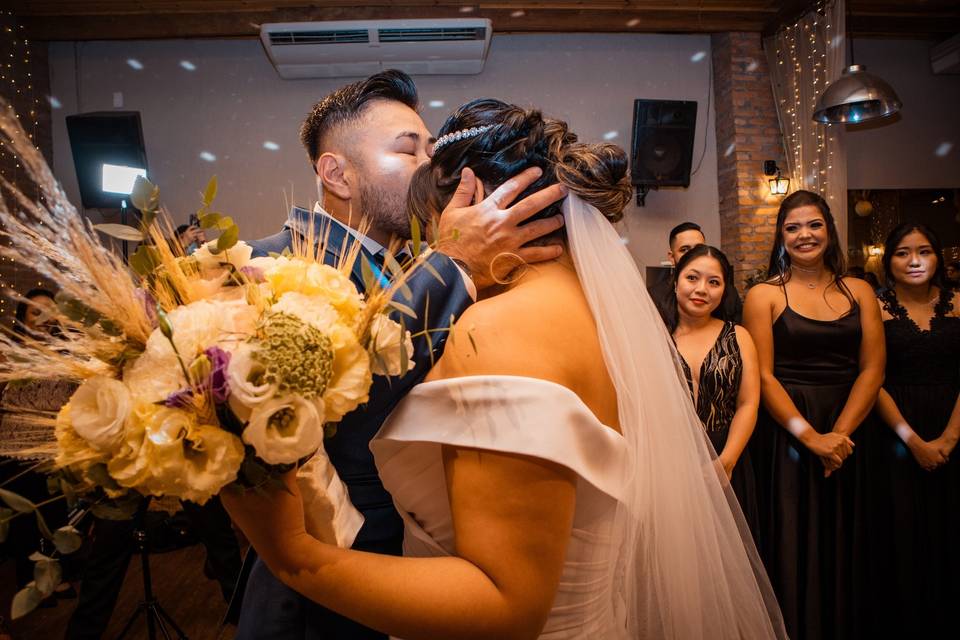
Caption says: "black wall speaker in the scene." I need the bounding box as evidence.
[630,99,698,190]
[66,111,147,209]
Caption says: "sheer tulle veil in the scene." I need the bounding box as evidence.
[563,193,787,639]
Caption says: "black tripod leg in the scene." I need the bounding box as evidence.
[155,602,189,639]
[116,604,145,640]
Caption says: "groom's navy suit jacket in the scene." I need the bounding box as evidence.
[236,207,472,639]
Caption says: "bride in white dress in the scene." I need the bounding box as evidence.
[223,99,786,639]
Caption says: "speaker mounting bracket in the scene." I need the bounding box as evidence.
[635,185,652,207]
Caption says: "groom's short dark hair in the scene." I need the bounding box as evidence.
[299,70,419,171]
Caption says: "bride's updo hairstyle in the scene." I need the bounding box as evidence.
[408,98,632,233]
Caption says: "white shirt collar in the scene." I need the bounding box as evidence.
[312,202,386,256]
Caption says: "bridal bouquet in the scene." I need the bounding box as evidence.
[0,103,416,613]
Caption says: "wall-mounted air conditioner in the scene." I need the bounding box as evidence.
[260,18,492,79]
[931,33,960,75]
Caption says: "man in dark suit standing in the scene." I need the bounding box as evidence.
[647,221,742,324]
[237,70,566,639]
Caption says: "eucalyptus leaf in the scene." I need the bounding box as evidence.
[53,526,83,554]
[93,223,145,242]
[421,259,446,287]
[90,494,140,521]
[199,212,222,229]
[131,176,159,213]
[383,253,412,301]
[387,301,417,320]
[35,509,53,541]
[203,175,218,207]
[34,559,62,596]
[0,488,36,514]
[129,244,160,277]
[214,215,235,231]
[28,552,51,562]
[11,585,42,619]
[58,479,78,509]
[217,224,239,252]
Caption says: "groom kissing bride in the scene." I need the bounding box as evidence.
[225,70,787,639]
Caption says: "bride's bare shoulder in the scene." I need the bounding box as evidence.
[427,272,592,384]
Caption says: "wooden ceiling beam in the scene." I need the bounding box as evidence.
[12,1,956,41]
[17,7,775,41]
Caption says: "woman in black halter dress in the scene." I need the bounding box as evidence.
[744,191,885,640]
[869,222,960,636]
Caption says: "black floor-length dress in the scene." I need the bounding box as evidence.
[754,292,869,640]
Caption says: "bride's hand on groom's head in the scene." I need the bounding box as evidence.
[437,166,567,291]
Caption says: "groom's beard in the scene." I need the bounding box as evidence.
[359,181,411,241]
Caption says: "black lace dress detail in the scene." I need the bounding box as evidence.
[868,288,960,637]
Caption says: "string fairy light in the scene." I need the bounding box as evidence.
[0,10,50,328]
[771,0,842,203]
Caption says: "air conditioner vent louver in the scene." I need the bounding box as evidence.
[268,29,369,45]
[377,27,486,43]
[260,19,492,79]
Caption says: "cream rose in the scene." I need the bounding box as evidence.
[192,240,254,277]
[271,291,340,332]
[368,314,415,376]
[109,405,244,504]
[243,395,324,465]
[226,342,279,421]
[68,377,131,452]
[124,298,258,404]
[322,330,372,423]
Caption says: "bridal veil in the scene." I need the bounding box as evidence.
[563,193,787,639]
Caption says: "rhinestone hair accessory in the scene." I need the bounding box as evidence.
[432,124,493,154]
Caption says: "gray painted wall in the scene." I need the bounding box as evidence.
[845,38,960,190]
[48,33,719,268]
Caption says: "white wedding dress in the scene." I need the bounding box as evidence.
[370,194,786,639]
[371,375,629,638]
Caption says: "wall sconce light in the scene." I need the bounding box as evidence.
[868,245,883,257]
[763,160,790,196]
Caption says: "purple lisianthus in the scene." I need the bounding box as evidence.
[204,346,231,404]
[135,289,158,329]
[163,388,193,408]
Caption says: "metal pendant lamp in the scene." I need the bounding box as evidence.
[813,2,901,124]
[813,63,901,123]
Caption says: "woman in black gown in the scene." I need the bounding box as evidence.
[666,245,761,535]
[743,190,885,640]
[871,222,960,636]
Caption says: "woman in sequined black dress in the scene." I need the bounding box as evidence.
[667,245,761,536]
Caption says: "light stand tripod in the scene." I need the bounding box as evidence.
[115,510,188,640]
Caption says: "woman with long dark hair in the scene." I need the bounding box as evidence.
[667,245,761,535]
[743,189,885,639]
[870,221,960,636]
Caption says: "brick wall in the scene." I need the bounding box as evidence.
[711,32,785,291]
[0,13,53,327]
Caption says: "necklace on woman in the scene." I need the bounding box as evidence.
[790,264,822,289]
